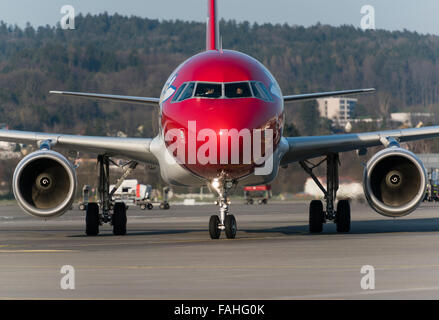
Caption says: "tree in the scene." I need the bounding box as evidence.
[298,101,320,136]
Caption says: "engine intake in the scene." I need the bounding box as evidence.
[363,147,426,217]
[13,150,77,218]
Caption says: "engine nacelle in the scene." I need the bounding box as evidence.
[363,147,426,217]
[12,150,77,218]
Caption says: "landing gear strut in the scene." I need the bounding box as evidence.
[300,153,351,233]
[209,179,237,239]
[85,155,137,236]
[159,187,171,210]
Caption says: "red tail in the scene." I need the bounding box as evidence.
[206,0,219,51]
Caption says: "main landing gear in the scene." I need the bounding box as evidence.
[209,179,237,239]
[85,155,138,236]
[300,153,351,234]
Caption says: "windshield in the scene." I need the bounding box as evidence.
[172,81,273,102]
[172,83,187,102]
[194,83,222,98]
[251,82,272,102]
[178,82,195,101]
[225,82,252,98]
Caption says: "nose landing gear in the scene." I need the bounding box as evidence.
[209,179,237,239]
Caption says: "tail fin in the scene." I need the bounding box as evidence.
[206,0,219,51]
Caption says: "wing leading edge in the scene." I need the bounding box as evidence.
[50,91,160,106]
[283,88,375,103]
[0,130,158,165]
[281,126,439,165]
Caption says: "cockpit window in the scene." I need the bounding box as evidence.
[251,81,273,102]
[171,81,273,102]
[194,83,222,98]
[178,82,195,101]
[225,82,252,98]
[172,83,187,102]
[251,82,263,99]
[257,82,273,101]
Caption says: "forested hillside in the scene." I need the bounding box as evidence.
[1,13,439,193]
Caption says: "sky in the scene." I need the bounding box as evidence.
[0,0,439,35]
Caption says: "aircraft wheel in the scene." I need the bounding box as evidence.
[224,214,237,239]
[336,200,351,233]
[209,215,221,239]
[113,202,127,235]
[309,200,324,233]
[85,203,100,236]
[160,202,170,210]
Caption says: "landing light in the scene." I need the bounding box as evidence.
[212,179,220,189]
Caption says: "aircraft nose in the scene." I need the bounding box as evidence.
[163,99,280,180]
[189,100,278,179]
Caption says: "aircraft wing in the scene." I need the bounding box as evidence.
[0,130,158,165]
[283,88,375,103]
[50,91,160,106]
[281,126,439,165]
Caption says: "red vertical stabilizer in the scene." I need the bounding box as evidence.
[206,0,219,51]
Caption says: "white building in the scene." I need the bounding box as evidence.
[317,97,357,126]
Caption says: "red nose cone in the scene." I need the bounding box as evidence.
[163,98,281,180]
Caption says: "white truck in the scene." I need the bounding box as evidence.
[110,179,153,210]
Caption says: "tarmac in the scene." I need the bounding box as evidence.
[1,200,439,299]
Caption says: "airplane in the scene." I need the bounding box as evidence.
[0,0,436,238]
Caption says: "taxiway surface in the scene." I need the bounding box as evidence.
[1,201,439,299]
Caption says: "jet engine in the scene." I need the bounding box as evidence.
[363,147,426,217]
[12,150,77,218]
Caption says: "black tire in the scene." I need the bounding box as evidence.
[160,202,170,209]
[248,199,254,205]
[113,202,127,235]
[209,215,221,239]
[336,200,351,233]
[309,200,324,233]
[224,214,237,239]
[147,203,153,210]
[79,204,86,211]
[85,203,100,236]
